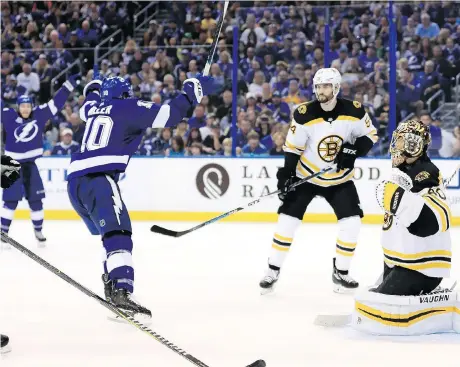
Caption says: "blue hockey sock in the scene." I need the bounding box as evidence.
[1,201,18,233]
[29,200,44,231]
[103,233,134,293]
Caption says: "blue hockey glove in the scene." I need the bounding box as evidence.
[68,74,82,88]
[182,75,215,105]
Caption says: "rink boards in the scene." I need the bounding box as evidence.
[5,157,460,225]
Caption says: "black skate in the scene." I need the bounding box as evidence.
[1,334,11,354]
[259,268,280,295]
[102,273,114,302]
[112,288,152,320]
[332,258,359,294]
[34,230,47,248]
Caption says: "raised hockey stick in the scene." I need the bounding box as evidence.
[202,1,230,76]
[151,166,334,238]
[0,232,265,367]
[443,164,460,188]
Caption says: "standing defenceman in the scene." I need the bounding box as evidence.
[1,154,21,354]
[352,119,456,335]
[1,75,79,247]
[67,73,215,319]
[259,68,378,294]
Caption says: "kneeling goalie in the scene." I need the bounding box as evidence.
[352,119,459,336]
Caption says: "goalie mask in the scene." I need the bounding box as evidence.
[390,119,431,167]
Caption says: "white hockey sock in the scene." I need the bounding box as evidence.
[268,214,301,270]
[335,216,361,271]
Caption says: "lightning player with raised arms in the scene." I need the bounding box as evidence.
[352,119,456,336]
[1,75,79,247]
[67,72,214,318]
[259,68,378,294]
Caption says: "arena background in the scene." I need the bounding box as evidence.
[1,1,459,224]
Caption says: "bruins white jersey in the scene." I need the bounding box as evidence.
[381,159,452,278]
[283,99,378,187]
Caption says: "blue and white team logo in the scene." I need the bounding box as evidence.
[14,121,39,143]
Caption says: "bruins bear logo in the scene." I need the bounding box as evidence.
[383,213,393,231]
[297,104,307,114]
[317,135,343,162]
[353,101,361,108]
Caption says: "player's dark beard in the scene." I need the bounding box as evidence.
[318,94,332,103]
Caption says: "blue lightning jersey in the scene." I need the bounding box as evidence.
[67,92,191,180]
[1,81,74,162]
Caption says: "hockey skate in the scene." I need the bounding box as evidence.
[259,268,280,295]
[332,258,359,294]
[1,334,11,354]
[102,274,152,322]
[34,230,47,248]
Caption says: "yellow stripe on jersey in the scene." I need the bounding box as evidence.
[300,155,349,179]
[382,182,400,212]
[383,248,452,260]
[335,115,361,122]
[284,140,305,152]
[274,233,293,243]
[355,302,454,327]
[366,129,379,143]
[336,239,357,249]
[384,259,451,271]
[428,195,452,229]
[297,162,355,186]
[424,196,450,232]
[303,118,325,126]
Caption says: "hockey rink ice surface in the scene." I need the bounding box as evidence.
[1,221,459,367]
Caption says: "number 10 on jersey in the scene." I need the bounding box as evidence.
[81,116,114,152]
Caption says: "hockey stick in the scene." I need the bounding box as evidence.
[151,166,334,237]
[443,164,460,188]
[0,232,265,367]
[202,1,230,76]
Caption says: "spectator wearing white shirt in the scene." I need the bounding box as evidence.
[353,14,378,39]
[17,63,40,95]
[249,70,265,96]
[241,14,267,48]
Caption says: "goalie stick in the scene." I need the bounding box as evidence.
[151,166,334,237]
[0,232,265,367]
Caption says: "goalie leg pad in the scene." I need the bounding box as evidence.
[351,288,457,335]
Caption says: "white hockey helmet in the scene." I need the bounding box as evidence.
[313,68,342,102]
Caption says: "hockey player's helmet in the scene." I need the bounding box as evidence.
[313,68,342,101]
[390,119,431,167]
[100,76,134,103]
[17,95,33,107]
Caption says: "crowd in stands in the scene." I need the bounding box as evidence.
[2,1,460,158]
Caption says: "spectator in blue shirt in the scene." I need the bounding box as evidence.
[415,13,440,39]
[51,128,80,156]
[242,131,268,156]
[188,104,207,129]
[420,60,442,104]
[236,119,253,147]
[358,46,379,74]
[77,20,99,46]
[267,91,290,123]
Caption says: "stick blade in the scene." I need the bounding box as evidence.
[314,314,351,328]
[246,360,266,367]
[150,225,181,237]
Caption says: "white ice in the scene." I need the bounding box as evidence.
[1,220,459,367]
